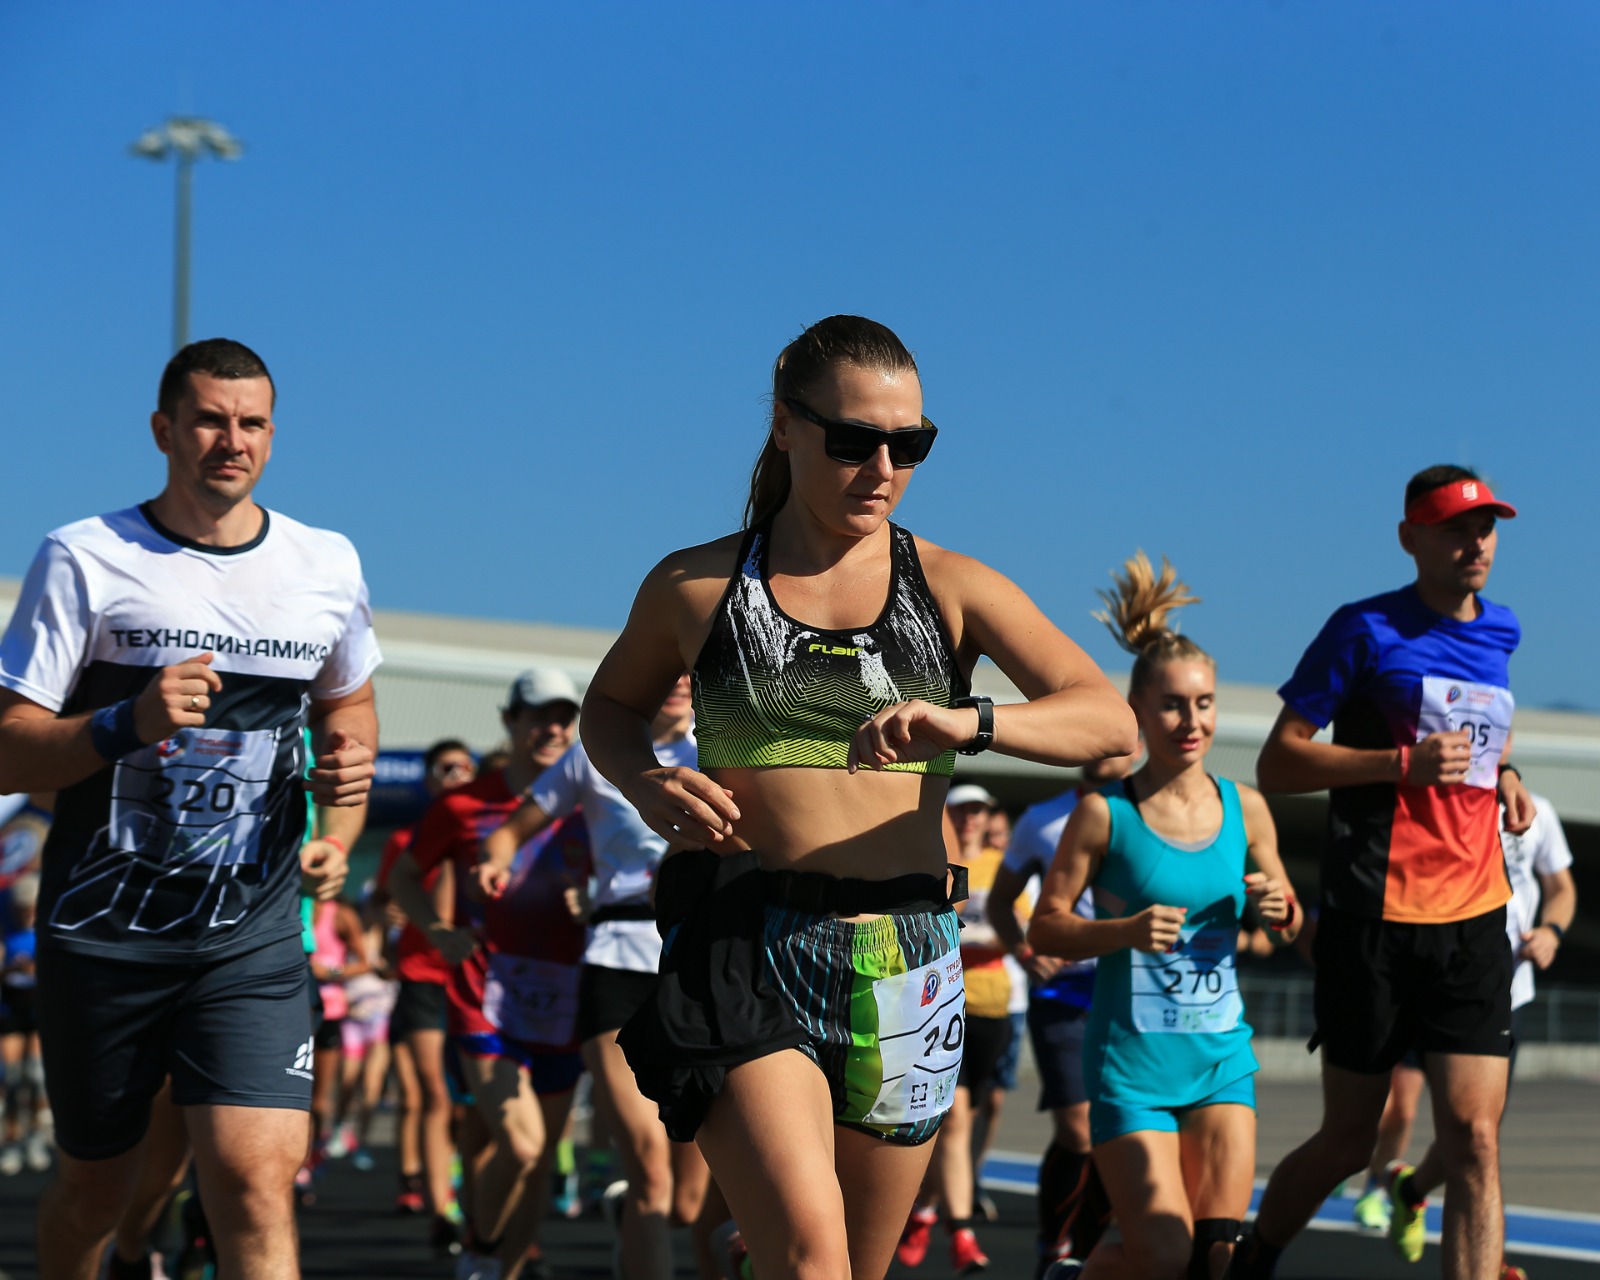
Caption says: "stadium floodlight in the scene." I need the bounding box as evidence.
[129,117,244,352]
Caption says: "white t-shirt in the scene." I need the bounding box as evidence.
[530,730,697,973]
[0,504,381,962]
[1502,792,1573,1011]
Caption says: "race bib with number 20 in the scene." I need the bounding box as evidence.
[864,952,966,1126]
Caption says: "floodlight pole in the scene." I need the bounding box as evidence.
[129,117,244,353]
[173,153,194,352]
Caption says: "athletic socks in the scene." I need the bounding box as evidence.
[1226,1226,1283,1280]
[1038,1142,1081,1238]
[1037,1142,1110,1259]
[1394,1168,1427,1209]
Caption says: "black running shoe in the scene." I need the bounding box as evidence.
[431,1212,464,1258]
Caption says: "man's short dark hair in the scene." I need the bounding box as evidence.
[423,739,472,774]
[1405,464,1480,512]
[157,338,275,419]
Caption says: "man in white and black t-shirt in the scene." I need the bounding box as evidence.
[0,339,380,1280]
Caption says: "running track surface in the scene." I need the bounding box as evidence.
[1,1144,1596,1279]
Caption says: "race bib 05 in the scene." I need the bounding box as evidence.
[1130,924,1242,1035]
[864,951,966,1126]
[1417,677,1514,790]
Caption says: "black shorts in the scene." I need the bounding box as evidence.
[388,979,447,1043]
[1027,997,1091,1111]
[314,1015,345,1053]
[37,934,314,1160]
[1311,905,1512,1074]
[0,985,37,1037]
[957,1013,1013,1092]
[577,964,659,1042]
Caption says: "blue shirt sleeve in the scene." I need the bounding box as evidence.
[1277,604,1377,730]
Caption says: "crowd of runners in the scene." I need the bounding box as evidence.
[0,321,1581,1280]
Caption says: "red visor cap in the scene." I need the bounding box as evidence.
[1404,478,1518,525]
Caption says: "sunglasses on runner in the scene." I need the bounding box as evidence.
[781,397,939,468]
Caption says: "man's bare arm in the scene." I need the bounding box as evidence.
[0,656,221,794]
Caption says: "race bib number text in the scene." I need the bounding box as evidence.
[1417,676,1514,790]
[108,728,278,867]
[865,952,966,1126]
[1130,924,1242,1035]
[483,954,580,1046]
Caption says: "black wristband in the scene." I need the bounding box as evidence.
[951,695,994,755]
[1547,921,1565,944]
[1498,762,1521,781]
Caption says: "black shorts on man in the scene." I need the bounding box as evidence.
[37,934,314,1159]
[1311,905,1513,1073]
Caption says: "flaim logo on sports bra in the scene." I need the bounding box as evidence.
[807,642,861,658]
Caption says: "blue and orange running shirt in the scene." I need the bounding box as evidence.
[1278,585,1518,925]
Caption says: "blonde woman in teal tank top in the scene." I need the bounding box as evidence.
[1030,554,1302,1280]
[580,317,1138,1280]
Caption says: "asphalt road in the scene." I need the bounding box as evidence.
[1,1076,1596,1277]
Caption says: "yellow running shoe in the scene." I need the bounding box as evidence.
[1353,1186,1391,1231]
[1387,1163,1426,1263]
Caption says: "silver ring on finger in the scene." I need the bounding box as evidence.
[189,695,200,711]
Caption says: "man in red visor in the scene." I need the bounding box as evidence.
[1232,466,1531,1280]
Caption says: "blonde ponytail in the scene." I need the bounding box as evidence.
[1093,551,1212,693]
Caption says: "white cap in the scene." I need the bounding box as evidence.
[946,783,998,810]
[504,668,581,712]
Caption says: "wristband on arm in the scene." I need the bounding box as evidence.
[317,835,347,855]
[1269,896,1298,933]
[89,699,145,762]
[1396,744,1411,784]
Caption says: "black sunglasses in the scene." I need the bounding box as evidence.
[781,398,939,468]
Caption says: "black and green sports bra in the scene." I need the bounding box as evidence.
[691,521,969,775]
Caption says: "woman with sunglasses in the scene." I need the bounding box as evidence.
[1027,553,1300,1280]
[580,315,1135,1280]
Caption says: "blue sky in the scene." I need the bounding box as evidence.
[3,2,1596,709]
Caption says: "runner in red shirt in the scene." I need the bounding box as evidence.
[389,671,582,1280]
[373,738,476,1228]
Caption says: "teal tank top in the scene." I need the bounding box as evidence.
[1083,776,1258,1109]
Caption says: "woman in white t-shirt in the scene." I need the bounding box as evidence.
[481,675,709,1280]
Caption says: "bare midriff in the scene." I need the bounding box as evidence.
[703,765,949,882]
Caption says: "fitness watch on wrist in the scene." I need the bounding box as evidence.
[951,695,994,755]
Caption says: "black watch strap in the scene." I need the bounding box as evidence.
[951,695,994,755]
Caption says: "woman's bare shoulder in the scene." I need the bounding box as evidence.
[643,531,748,602]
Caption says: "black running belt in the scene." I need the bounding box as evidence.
[762,863,968,915]
[588,901,656,926]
